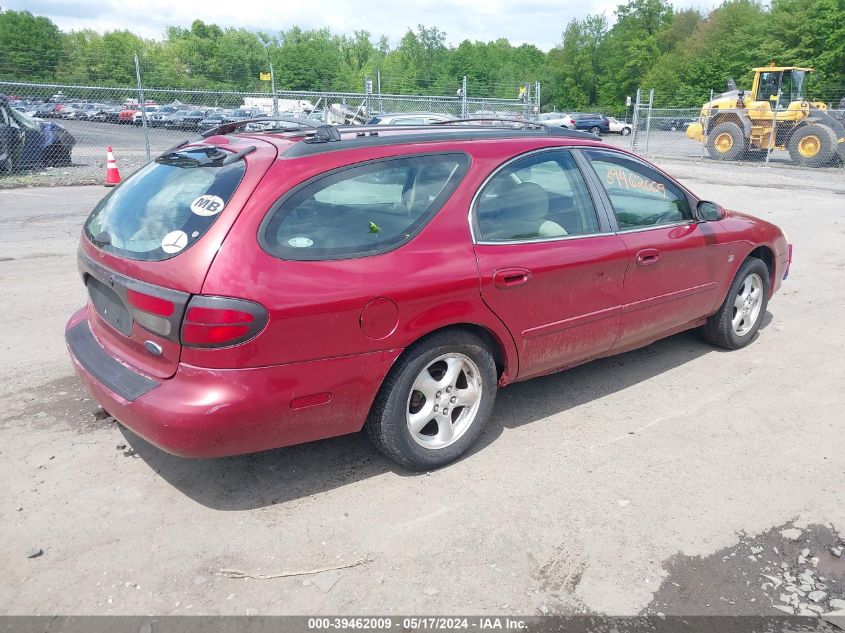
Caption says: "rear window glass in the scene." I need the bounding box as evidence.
[84,148,245,261]
[261,153,469,261]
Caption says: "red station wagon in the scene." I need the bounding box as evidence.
[66,120,792,469]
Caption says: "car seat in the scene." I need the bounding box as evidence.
[485,182,568,240]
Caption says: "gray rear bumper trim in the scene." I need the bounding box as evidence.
[67,321,159,402]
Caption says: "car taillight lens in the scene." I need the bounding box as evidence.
[180,296,268,348]
[127,289,174,317]
[126,288,176,336]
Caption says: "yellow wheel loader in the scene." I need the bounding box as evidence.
[686,66,845,167]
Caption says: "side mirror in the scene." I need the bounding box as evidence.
[697,200,725,221]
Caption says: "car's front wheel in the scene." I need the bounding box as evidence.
[702,257,770,350]
[620,127,631,136]
[366,330,498,470]
[589,126,601,136]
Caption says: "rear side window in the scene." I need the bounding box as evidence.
[261,153,469,261]
[84,148,246,261]
[475,150,601,241]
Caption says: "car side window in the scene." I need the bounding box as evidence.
[262,153,468,261]
[584,150,691,230]
[475,150,601,242]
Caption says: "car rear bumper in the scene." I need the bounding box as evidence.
[66,310,401,458]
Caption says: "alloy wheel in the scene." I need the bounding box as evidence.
[406,353,483,450]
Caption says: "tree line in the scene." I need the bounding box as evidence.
[1,0,843,111]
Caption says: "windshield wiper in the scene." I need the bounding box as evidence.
[91,231,111,247]
[154,144,255,167]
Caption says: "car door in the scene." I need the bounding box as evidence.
[472,149,629,379]
[581,149,729,351]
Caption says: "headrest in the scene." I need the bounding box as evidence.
[499,181,549,221]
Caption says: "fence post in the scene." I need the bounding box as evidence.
[700,89,714,160]
[134,53,151,163]
[462,76,467,118]
[765,87,781,166]
[643,89,654,157]
[269,59,278,116]
[535,81,541,120]
[630,88,641,150]
[377,70,384,114]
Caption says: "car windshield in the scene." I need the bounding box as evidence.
[84,148,246,261]
[8,106,41,132]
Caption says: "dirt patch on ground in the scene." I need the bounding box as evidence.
[645,522,845,616]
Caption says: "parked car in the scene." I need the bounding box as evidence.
[651,116,696,132]
[146,105,182,127]
[102,107,124,124]
[1,94,75,172]
[366,112,455,125]
[571,112,610,135]
[77,103,110,121]
[538,112,576,129]
[222,108,261,124]
[65,122,790,469]
[607,117,632,136]
[163,109,208,131]
[131,106,159,125]
[118,107,138,124]
[198,111,228,131]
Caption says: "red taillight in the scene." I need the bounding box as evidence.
[181,297,267,348]
[125,288,176,336]
[185,306,254,325]
[127,289,175,317]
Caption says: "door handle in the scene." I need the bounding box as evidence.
[493,268,531,289]
[636,248,661,266]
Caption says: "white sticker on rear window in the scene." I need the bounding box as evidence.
[190,194,225,216]
[288,237,314,248]
[161,230,188,253]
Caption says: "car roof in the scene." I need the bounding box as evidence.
[375,112,452,118]
[191,119,617,162]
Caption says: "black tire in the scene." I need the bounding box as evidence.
[788,124,837,167]
[620,127,631,136]
[706,122,745,161]
[702,257,770,350]
[365,329,498,470]
[589,126,602,136]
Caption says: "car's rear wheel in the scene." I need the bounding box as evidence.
[702,257,770,350]
[589,126,601,136]
[366,329,497,470]
[620,127,631,136]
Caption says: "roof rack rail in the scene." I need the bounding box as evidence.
[432,117,594,137]
[201,116,318,138]
[281,123,601,158]
[303,124,342,144]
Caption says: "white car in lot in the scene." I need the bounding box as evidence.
[538,112,576,129]
[607,117,633,136]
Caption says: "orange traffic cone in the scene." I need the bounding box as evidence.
[104,146,121,187]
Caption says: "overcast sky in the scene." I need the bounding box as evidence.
[10,0,720,51]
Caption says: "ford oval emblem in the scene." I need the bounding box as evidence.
[144,340,163,356]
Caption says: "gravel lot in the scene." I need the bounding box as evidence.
[1,161,844,618]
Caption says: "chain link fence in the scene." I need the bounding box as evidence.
[628,87,845,172]
[0,77,540,188]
